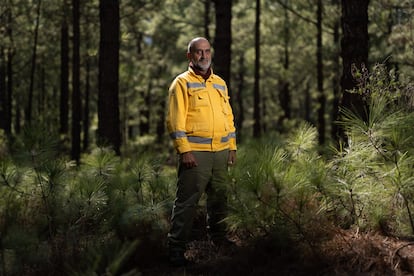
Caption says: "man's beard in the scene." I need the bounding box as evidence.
[193,58,211,71]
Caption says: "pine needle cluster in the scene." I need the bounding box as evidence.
[227,64,414,253]
[331,64,414,236]
[0,134,176,275]
[227,123,328,246]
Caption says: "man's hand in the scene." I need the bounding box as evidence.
[181,152,198,168]
[228,150,236,166]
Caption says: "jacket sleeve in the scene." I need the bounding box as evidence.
[166,78,192,154]
[226,91,237,151]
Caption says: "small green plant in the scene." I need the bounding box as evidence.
[227,123,329,249]
[331,63,414,235]
[227,64,414,254]
[0,127,176,274]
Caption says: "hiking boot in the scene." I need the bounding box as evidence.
[169,250,189,267]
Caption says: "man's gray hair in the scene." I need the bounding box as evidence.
[187,37,209,53]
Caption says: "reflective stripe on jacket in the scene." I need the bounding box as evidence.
[167,67,237,154]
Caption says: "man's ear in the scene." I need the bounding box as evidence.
[186,52,191,60]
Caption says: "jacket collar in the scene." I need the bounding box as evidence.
[189,62,212,81]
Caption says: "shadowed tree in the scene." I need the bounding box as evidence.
[212,0,232,97]
[339,0,370,141]
[204,0,211,40]
[331,0,341,141]
[26,0,42,126]
[278,0,291,130]
[0,49,5,131]
[234,53,245,142]
[316,0,325,145]
[253,0,262,138]
[98,0,121,155]
[71,0,81,163]
[2,4,13,136]
[60,0,69,136]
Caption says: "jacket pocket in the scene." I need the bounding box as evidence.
[217,90,231,114]
[189,89,209,108]
[216,90,231,131]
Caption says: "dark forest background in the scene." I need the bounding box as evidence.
[1,0,412,158]
[0,0,414,275]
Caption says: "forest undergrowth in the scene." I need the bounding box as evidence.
[1,64,414,275]
[140,228,414,276]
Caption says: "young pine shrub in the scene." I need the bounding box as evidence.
[103,153,174,270]
[227,123,331,247]
[109,153,174,240]
[65,149,173,274]
[0,126,76,275]
[329,63,414,236]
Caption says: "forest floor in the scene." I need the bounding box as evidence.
[136,228,414,276]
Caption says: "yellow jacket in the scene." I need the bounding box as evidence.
[167,67,237,154]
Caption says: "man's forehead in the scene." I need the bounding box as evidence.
[193,41,210,50]
[194,46,210,51]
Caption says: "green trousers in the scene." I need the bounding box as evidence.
[168,150,229,251]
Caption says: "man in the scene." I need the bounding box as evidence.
[166,37,237,266]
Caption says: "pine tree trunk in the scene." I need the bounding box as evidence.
[340,0,369,133]
[26,0,42,126]
[156,94,166,144]
[235,53,245,142]
[278,2,291,129]
[212,0,232,94]
[6,37,13,136]
[316,0,325,145]
[204,0,211,40]
[83,59,91,151]
[2,5,13,136]
[139,83,151,135]
[253,0,261,138]
[60,2,69,136]
[98,0,121,155]
[304,82,311,122]
[71,0,81,163]
[0,49,5,131]
[331,0,341,141]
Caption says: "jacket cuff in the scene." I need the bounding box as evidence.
[175,141,192,154]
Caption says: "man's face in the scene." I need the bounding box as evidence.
[188,39,212,72]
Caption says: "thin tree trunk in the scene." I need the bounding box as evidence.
[204,0,211,41]
[83,59,90,151]
[278,0,291,129]
[339,0,370,139]
[331,0,340,141]
[139,84,151,135]
[235,53,245,143]
[71,0,81,163]
[0,49,5,131]
[316,0,325,145]
[253,0,261,138]
[212,0,232,96]
[156,77,166,143]
[4,4,13,136]
[83,2,94,152]
[6,50,12,136]
[60,0,69,135]
[26,0,42,126]
[98,0,121,155]
[39,67,45,115]
[304,81,311,122]
[6,41,13,136]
